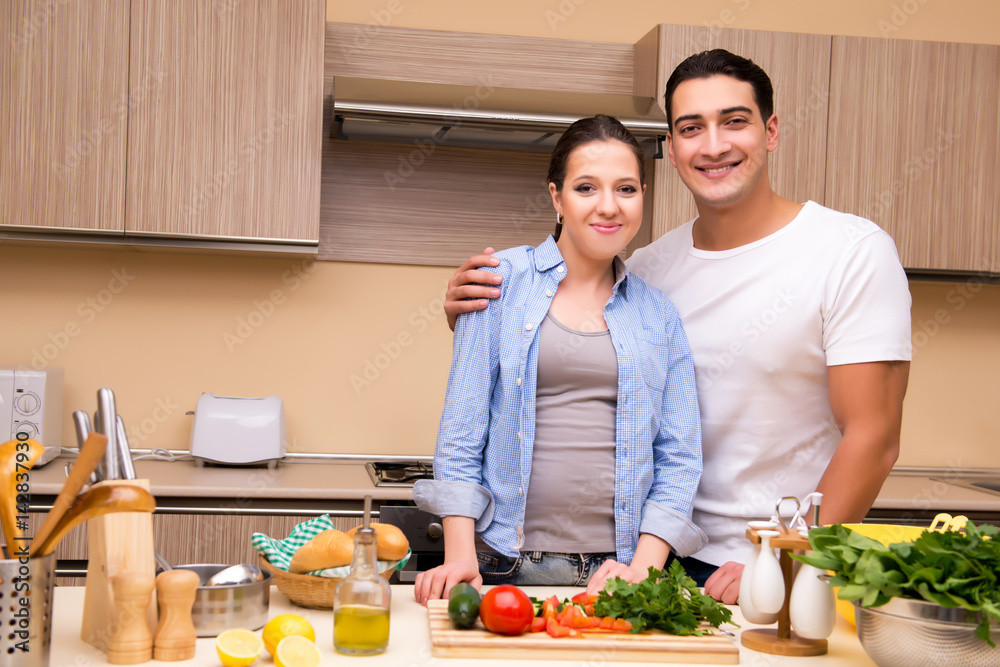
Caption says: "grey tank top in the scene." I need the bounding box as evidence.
[521,311,618,553]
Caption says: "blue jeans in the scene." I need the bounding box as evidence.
[477,551,616,587]
[668,555,719,587]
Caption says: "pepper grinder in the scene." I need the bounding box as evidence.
[334,495,391,655]
[107,572,155,664]
[153,568,201,661]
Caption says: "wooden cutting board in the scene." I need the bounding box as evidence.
[427,600,739,664]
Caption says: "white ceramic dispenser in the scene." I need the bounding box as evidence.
[739,521,780,624]
[749,530,785,615]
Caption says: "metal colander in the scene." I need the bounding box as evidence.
[854,598,1000,667]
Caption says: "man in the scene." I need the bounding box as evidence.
[443,49,911,603]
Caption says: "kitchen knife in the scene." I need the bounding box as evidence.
[97,388,121,480]
[72,410,103,484]
[72,410,92,447]
[115,415,136,480]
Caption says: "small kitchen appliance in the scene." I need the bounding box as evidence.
[0,365,63,465]
[189,394,285,466]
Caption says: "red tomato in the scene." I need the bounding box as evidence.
[479,585,535,636]
[529,617,547,633]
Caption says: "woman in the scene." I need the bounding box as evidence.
[413,115,705,604]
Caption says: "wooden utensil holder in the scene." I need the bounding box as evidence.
[80,479,158,654]
[740,525,828,657]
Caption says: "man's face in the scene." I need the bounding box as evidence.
[667,75,778,209]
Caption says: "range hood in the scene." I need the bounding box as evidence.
[331,78,669,157]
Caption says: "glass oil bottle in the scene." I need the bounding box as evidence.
[334,496,391,655]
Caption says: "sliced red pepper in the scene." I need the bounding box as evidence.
[611,618,633,632]
[570,592,598,606]
[546,618,583,638]
[546,617,571,638]
[541,595,559,621]
[530,617,547,633]
[557,605,583,627]
[569,615,602,629]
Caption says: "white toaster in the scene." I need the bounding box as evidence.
[189,393,285,466]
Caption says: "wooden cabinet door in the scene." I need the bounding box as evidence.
[643,24,832,241]
[826,37,1000,272]
[126,0,324,244]
[1,0,129,233]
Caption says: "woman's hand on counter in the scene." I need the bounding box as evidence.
[703,561,742,604]
[585,559,647,596]
[413,560,482,606]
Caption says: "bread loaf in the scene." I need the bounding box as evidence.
[345,522,409,561]
[288,529,353,573]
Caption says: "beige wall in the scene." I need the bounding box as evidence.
[2,1,998,466]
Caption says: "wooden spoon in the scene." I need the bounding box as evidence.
[0,438,46,557]
[29,432,108,557]
[31,483,156,557]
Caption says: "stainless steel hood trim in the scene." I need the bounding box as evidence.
[333,100,669,141]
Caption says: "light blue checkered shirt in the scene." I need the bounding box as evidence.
[413,237,706,563]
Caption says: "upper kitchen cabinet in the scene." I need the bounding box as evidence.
[320,23,659,266]
[125,0,324,245]
[638,24,832,241]
[1,0,129,233]
[826,37,1000,273]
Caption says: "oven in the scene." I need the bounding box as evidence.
[378,504,445,583]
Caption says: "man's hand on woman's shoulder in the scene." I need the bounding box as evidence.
[445,247,504,331]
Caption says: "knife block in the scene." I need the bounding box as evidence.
[80,479,158,654]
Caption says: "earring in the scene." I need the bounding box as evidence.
[556,212,563,225]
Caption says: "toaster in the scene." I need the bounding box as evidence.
[189,393,285,466]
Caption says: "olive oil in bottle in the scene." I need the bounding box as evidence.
[334,496,391,655]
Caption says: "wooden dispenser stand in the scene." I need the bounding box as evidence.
[80,479,158,655]
[740,525,828,657]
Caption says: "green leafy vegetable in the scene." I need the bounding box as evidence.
[793,521,1000,646]
[592,560,735,635]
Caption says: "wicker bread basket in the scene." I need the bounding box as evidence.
[259,555,393,609]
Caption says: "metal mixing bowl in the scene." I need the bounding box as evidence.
[175,564,271,637]
[853,598,1000,667]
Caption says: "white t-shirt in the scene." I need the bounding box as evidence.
[627,201,912,566]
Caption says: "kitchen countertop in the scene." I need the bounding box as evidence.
[46,585,877,666]
[871,469,1000,513]
[27,454,1000,512]
[26,456,415,501]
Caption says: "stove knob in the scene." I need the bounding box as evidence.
[427,522,443,540]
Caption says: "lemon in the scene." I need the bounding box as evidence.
[274,635,321,667]
[215,628,263,667]
[262,614,316,657]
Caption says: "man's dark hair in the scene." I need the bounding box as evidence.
[664,49,774,132]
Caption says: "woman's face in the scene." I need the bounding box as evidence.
[550,139,645,264]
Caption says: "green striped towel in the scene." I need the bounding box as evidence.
[251,514,410,577]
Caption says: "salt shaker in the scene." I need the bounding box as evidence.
[153,568,200,660]
[107,572,155,664]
